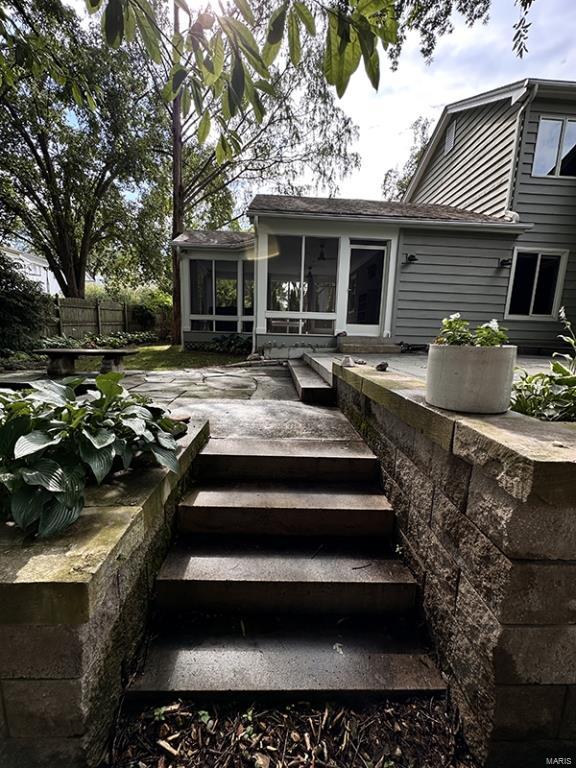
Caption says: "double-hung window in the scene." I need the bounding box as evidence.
[533,117,576,177]
[505,249,568,319]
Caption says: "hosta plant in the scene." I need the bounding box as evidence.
[0,373,185,538]
[512,308,576,422]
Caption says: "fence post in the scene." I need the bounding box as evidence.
[123,302,129,332]
[96,300,102,335]
[56,296,62,336]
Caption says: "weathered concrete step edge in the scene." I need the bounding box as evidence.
[129,637,445,694]
[177,484,393,536]
[287,359,335,405]
[196,438,379,482]
[302,352,335,386]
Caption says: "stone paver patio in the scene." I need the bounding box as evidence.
[0,364,298,405]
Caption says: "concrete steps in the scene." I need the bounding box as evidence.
[156,540,416,615]
[130,424,445,701]
[287,359,336,405]
[195,438,379,484]
[131,618,444,697]
[302,352,335,385]
[178,482,394,537]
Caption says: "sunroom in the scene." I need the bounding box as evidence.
[175,194,533,354]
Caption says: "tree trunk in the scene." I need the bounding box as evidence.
[171,1,184,345]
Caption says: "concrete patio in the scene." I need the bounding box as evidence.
[305,350,555,386]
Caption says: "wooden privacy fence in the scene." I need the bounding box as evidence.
[44,297,169,339]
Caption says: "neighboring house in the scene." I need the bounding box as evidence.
[175,78,576,353]
[3,245,60,295]
[3,245,105,296]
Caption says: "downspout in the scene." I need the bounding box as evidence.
[252,215,258,355]
[506,82,539,214]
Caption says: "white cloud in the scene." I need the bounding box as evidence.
[336,0,576,200]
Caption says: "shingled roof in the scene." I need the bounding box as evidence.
[173,231,254,249]
[247,194,512,225]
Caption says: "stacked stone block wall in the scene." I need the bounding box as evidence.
[335,363,576,768]
[0,422,209,768]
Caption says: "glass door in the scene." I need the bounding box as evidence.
[345,243,386,336]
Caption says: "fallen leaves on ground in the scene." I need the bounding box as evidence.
[109,697,478,768]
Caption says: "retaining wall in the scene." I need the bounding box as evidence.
[334,362,576,768]
[0,421,209,767]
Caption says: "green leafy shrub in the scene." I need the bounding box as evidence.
[435,314,509,347]
[187,333,252,356]
[0,252,51,355]
[511,308,576,422]
[39,331,158,350]
[0,373,185,538]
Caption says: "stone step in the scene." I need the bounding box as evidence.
[129,619,444,697]
[178,482,393,537]
[195,438,380,483]
[302,352,334,385]
[287,359,336,405]
[156,540,416,615]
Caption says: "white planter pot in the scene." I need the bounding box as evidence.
[425,344,517,414]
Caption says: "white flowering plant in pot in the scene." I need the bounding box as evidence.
[426,313,517,414]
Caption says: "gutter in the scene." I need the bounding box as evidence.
[506,82,539,212]
[246,211,533,234]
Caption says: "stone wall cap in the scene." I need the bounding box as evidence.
[334,361,576,468]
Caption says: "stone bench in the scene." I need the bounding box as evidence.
[34,348,138,376]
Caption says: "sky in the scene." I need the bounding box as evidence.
[337,0,576,199]
[65,0,576,202]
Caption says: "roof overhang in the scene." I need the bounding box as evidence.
[172,234,255,252]
[247,209,531,234]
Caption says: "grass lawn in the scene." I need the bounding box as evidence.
[75,345,245,372]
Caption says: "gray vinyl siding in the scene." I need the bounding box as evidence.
[507,97,576,346]
[392,229,521,346]
[410,100,519,217]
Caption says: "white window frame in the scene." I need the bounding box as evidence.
[532,115,576,179]
[504,247,569,321]
[265,234,339,336]
[188,254,255,332]
[444,120,456,155]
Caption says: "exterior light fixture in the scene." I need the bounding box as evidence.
[499,258,513,268]
[404,253,419,264]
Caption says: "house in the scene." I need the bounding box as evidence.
[3,245,61,295]
[175,78,576,354]
[3,245,105,296]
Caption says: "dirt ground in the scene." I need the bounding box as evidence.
[109,697,478,768]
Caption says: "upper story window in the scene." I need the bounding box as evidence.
[533,117,576,177]
[505,249,568,319]
[444,121,456,155]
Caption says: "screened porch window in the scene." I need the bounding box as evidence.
[189,258,254,332]
[506,250,567,318]
[533,117,576,177]
[266,235,338,335]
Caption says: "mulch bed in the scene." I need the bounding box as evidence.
[109,697,478,768]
